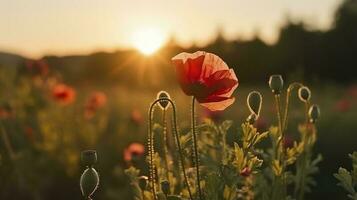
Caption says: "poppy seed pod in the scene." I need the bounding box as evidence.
[81,150,97,167]
[298,86,311,102]
[247,91,262,116]
[246,113,258,125]
[80,167,99,199]
[157,91,171,110]
[308,104,320,123]
[160,180,170,196]
[138,176,148,191]
[269,75,284,95]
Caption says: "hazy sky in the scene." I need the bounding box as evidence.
[0,0,342,58]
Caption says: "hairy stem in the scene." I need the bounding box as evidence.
[191,97,203,200]
[149,98,194,200]
[162,109,171,181]
[304,101,310,125]
[148,102,158,200]
[274,94,286,199]
[282,82,304,131]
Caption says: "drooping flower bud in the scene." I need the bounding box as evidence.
[80,150,99,199]
[246,113,258,125]
[298,86,311,102]
[81,150,97,167]
[80,167,99,199]
[160,180,170,196]
[138,176,148,191]
[157,91,171,110]
[269,75,284,95]
[247,91,262,116]
[308,104,320,123]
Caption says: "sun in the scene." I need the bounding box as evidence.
[131,28,166,55]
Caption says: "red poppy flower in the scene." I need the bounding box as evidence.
[347,84,357,98]
[24,126,35,142]
[172,51,238,111]
[123,143,145,162]
[0,107,11,119]
[130,109,144,125]
[283,136,294,149]
[84,91,107,118]
[52,83,76,105]
[240,167,252,177]
[25,59,49,76]
[334,99,351,112]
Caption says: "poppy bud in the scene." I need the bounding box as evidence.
[269,75,284,95]
[247,91,262,116]
[160,180,170,196]
[138,176,148,191]
[157,91,171,110]
[298,86,311,102]
[240,167,251,177]
[80,167,99,199]
[309,104,320,123]
[246,113,258,125]
[81,150,97,167]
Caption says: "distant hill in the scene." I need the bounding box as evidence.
[0,52,26,67]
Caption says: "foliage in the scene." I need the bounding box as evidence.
[334,152,357,200]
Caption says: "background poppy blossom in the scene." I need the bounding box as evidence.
[123,142,145,162]
[52,83,76,105]
[172,51,238,111]
[84,91,107,118]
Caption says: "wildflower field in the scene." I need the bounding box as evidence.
[0,49,356,200]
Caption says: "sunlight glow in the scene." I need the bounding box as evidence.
[131,28,166,55]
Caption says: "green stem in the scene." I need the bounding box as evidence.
[274,94,286,199]
[0,120,16,161]
[168,99,194,200]
[274,95,283,136]
[162,109,170,182]
[296,102,311,200]
[191,97,203,200]
[149,98,194,200]
[282,82,304,131]
[305,101,310,125]
[148,102,158,200]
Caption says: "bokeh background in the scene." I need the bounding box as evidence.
[0,0,357,199]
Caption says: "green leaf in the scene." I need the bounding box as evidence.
[334,167,356,195]
[167,195,184,200]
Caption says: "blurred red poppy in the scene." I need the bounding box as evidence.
[0,108,11,119]
[84,91,107,118]
[24,126,34,142]
[240,167,252,177]
[283,136,294,149]
[52,83,76,105]
[255,116,268,132]
[172,51,238,111]
[25,59,49,77]
[123,142,145,162]
[334,99,351,112]
[347,84,357,98]
[130,109,144,125]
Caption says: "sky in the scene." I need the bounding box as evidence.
[0,0,343,58]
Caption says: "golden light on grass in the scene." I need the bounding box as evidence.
[131,27,166,55]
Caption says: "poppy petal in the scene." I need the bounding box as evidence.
[199,97,235,111]
[200,52,230,79]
